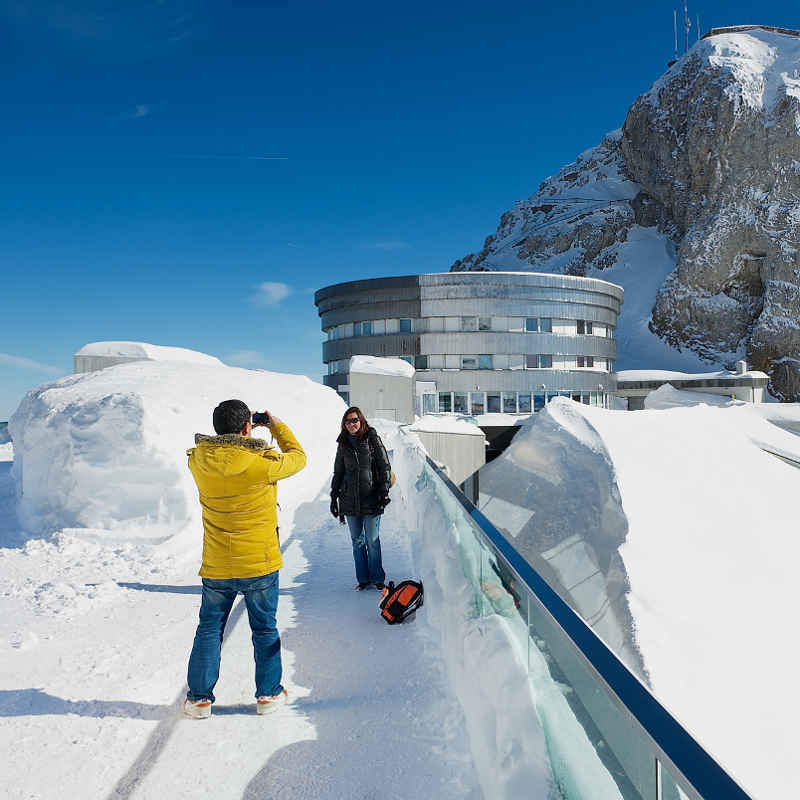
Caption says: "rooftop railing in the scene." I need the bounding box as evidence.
[417,453,753,800]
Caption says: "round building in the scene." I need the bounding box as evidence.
[314,272,623,414]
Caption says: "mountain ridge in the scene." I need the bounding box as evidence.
[452,26,800,399]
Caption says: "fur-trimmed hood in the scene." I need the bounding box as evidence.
[193,433,273,452]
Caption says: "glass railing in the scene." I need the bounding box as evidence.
[414,453,752,800]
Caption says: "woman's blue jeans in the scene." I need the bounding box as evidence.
[186,572,283,702]
[346,514,385,584]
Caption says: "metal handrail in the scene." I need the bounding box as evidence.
[423,454,753,800]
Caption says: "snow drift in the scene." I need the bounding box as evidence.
[9,360,345,539]
[480,395,800,798]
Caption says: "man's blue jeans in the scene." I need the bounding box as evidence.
[186,572,283,702]
[346,514,385,584]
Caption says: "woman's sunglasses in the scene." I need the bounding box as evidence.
[344,417,360,425]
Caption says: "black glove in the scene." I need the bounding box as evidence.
[330,496,339,518]
[379,495,391,510]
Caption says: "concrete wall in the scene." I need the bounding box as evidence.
[348,371,414,424]
[412,429,486,486]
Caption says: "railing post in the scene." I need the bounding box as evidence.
[655,757,663,800]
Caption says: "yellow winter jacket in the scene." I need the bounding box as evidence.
[187,422,306,579]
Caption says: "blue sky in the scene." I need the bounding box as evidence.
[0,1,793,418]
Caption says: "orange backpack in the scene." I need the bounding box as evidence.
[378,580,424,624]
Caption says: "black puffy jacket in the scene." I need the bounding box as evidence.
[330,427,391,516]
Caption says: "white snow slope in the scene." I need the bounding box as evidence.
[483,393,800,798]
[0,362,487,799]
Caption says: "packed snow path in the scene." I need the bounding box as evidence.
[0,457,480,799]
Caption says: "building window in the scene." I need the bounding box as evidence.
[422,394,436,414]
[576,356,594,368]
[339,392,349,405]
[577,320,594,335]
[479,317,491,331]
[400,355,413,365]
[454,392,468,414]
[399,318,412,333]
[461,316,477,331]
[414,355,428,369]
[438,392,452,413]
[540,318,552,333]
[502,392,517,413]
[518,393,532,413]
[478,354,493,370]
[429,354,444,369]
[362,321,372,336]
[525,354,552,369]
[461,355,477,369]
[534,393,546,411]
[353,322,361,337]
[525,317,538,333]
[428,317,444,332]
[487,392,501,413]
[373,319,386,335]
[470,392,485,415]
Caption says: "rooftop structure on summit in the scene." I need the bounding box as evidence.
[703,25,800,39]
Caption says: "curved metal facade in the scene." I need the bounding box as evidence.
[314,272,623,409]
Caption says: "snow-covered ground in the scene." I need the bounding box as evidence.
[6,357,800,798]
[479,389,800,798]
[0,363,484,799]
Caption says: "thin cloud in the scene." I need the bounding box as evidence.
[133,104,151,118]
[170,155,289,161]
[252,282,291,306]
[225,350,265,368]
[0,353,62,376]
[368,241,411,251]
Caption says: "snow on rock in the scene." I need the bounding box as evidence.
[481,396,800,797]
[349,354,415,378]
[8,360,345,539]
[75,341,224,365]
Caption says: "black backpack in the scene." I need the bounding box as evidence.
[378,580,424,624]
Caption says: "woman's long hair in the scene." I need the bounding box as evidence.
[340,406,369,438]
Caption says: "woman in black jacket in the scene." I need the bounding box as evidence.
[330,406,392,590]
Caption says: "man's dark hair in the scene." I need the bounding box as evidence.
[213,399,251,435]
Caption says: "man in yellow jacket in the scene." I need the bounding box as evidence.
[183,399,306,719]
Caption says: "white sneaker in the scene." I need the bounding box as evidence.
[183,698,212,719]
[256,689,288,715]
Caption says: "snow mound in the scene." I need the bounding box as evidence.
[409,415,485,436]
[483,396,800,797]
[9,360,345,539]
[349,355,415,378]
[75,340,224,365]
[643,384,737,409]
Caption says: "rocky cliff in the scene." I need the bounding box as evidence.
[452,27,800,400]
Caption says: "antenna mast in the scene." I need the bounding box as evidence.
[696,13,700,42]
[684,0,691,53]
[673,9,679,60]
